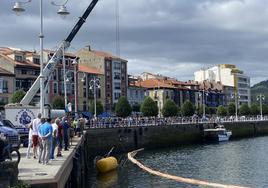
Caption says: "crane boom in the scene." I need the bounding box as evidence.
[20,0,99,105]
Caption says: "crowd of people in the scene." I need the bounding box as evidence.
[25,114,85,165]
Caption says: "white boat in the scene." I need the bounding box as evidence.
[203,125,232,142]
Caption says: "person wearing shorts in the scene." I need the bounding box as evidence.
[32,113,42,159]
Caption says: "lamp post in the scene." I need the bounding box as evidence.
[12,0,70,115]
[89,77,100,119]
[257,94,265,120]
[199,90,208,118]
[66,58,79,117]
[231,92,240,121]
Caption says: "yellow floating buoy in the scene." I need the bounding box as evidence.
[96,156,118,173]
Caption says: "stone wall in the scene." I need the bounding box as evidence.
[85,121,268,157]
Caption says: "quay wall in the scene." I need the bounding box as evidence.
[85,121,268,157]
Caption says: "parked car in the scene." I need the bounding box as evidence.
[1,119,28,147]
[0,121,20,149]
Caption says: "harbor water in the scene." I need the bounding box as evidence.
[88,136,268,188]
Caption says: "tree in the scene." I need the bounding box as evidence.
[250,103,259,116]
[115,96,132,117]
[197,105,212,116]
[52,95,65,109]
[228,103,236,115]
[217,105,227,117]
[140,97,158,117]
[11,89,25,103]
[89,100,104,116]
[162,99,178,117]
[239,104,251,116]
[181,100,195,117]
[262,104,268,115]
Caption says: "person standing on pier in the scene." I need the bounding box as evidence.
[31,113,42,159]
[38,118,53,165]
[61,116,70,151]
[50,118,59,160]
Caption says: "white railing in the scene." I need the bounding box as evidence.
[85,116,268,129]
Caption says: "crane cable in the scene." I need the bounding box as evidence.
[115,0,120,57]
[128,149,249,188]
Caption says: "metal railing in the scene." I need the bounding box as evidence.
[85,116,268,129]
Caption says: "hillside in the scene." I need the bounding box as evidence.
[251,80,268,104]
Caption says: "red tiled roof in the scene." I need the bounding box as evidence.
[78,65,103,75]
[138,79,176,89]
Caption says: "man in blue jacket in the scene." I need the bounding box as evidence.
[38,118,53,165]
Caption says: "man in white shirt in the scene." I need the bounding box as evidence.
[32,113,42,159]
[50,118,59,160]
[26,123,33,159]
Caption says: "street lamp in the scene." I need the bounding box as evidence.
[66,58,79,117]
[199,90,208,118]
[231,92,240,121]
[89,77,100,119]
[257,94,265,120]
[12,0,70,115]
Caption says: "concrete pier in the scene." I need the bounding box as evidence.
[18,136,82,188]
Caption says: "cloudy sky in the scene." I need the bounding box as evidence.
[1,0,268,85]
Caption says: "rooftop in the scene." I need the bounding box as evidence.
[78,64,103,75]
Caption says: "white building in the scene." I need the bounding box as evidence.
[194,64,251,106]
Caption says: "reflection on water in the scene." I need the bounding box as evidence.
[88,137,268,188]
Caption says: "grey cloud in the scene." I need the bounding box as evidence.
[0,0,268,85]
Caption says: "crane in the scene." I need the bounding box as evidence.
[20,0,99,105]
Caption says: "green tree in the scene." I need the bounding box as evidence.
[115,96,132,117]
[239,104,251,116]
[262,104,268,115]
[11,89,25,103]
[228,103,236,115]
[217,105,227,117]
[89,100,104,116]
[250,103,260,116]
[140,97,158,117]
[181,100,195,117]
[177,106,181,116]
[162,99,178,117]
[52,95,65,109]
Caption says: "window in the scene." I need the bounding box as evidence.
[83,88,86,98]
[33,58,40,64]
[53,70,58,80]
[71,84,75,95]
[83,101,87,111]
[2,80,8,93]
[15,55,23,62]
[16,80,21,89]
[114,72,121,80]
[114,92,121,100]
[21,69,27,75]
[114,82,121,90]
[106,62,110,69]
[114,62,121,70]
[53,82,58,94]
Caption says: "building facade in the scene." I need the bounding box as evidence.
[76,46,128,112]
[0,47,40,104]
[194,64,251,106]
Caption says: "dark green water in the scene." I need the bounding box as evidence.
[88,137,268,188]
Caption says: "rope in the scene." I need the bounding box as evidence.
[128,149,249,188]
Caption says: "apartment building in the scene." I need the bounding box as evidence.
[0,67,15,104]
[127,75,146,107]
[194,64,251,106]
[0,47,40,104]
[77,64,104,112]
[76,45,128,112]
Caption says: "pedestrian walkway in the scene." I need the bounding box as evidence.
[18,136,82,187]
